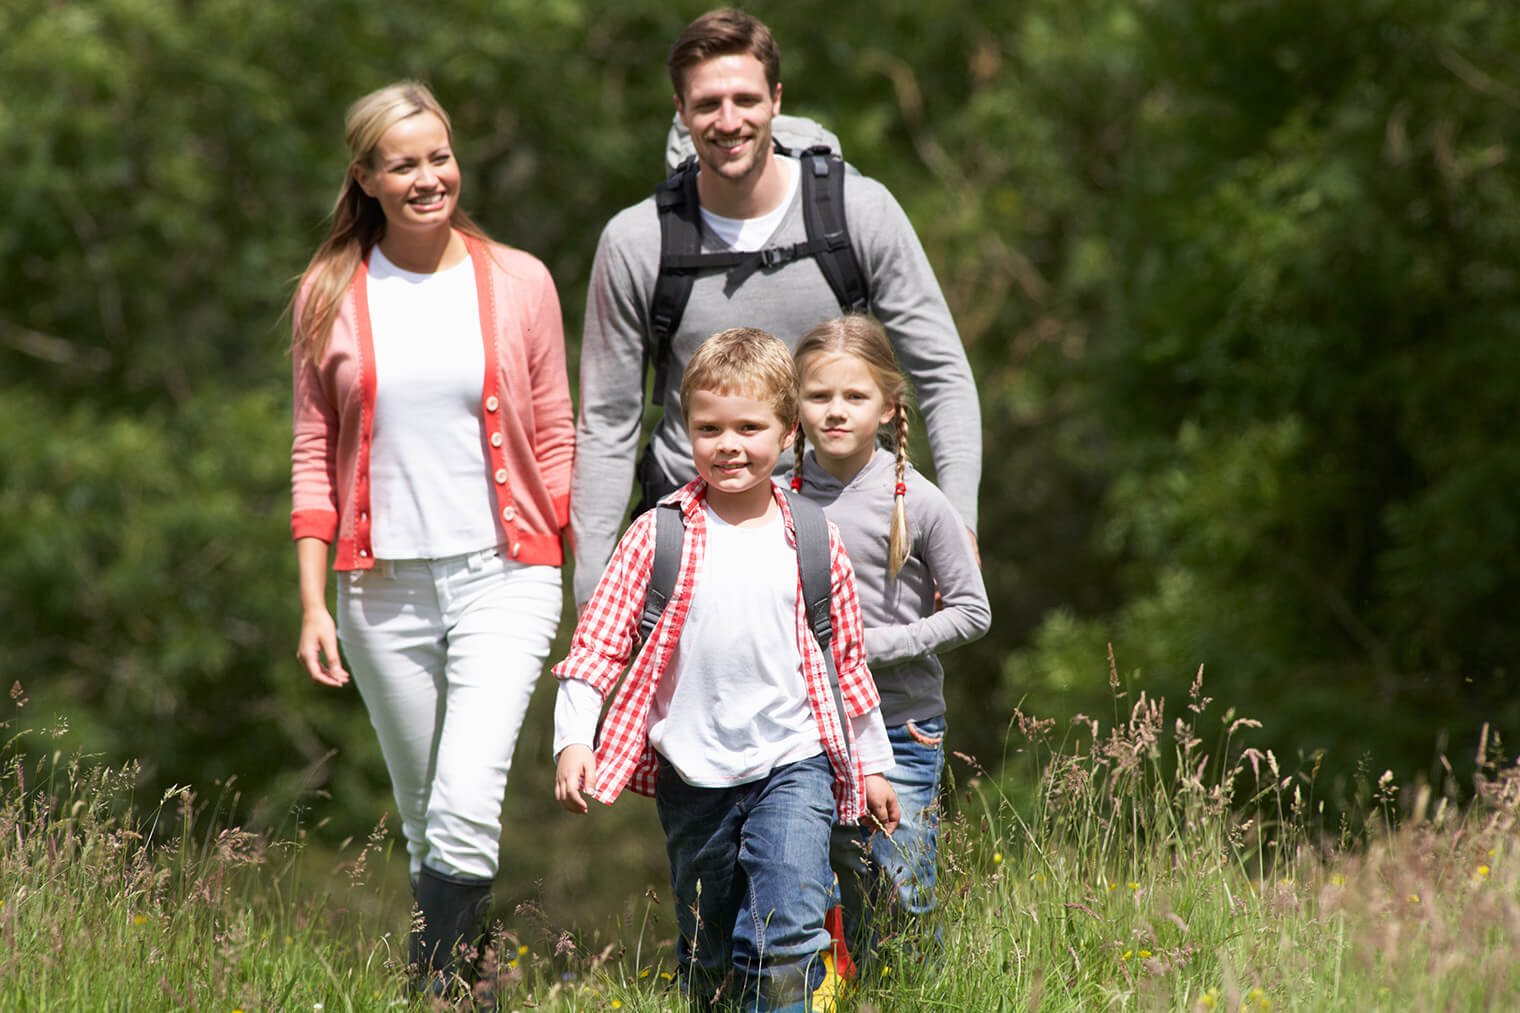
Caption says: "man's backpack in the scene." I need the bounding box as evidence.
[646,116,872,408]
[637,490,853,766]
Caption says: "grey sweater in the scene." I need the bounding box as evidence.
[571,163,982,603]
[800,448,990,726]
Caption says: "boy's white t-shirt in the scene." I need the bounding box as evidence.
[366,246,499,559]
[553,499,894,778]
[644,504,821,786]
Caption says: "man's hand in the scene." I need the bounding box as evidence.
[555,744,598,815]
[863,773,901,835]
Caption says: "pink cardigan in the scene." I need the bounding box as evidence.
[291,235,574,570]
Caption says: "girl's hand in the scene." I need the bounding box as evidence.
[556,744,597,815]
[863,773,901,835]
[297,607,349,687]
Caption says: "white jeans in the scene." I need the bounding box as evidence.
[337,547,562,880]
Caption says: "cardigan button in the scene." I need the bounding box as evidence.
[510,541,521,557]
[501,505,516,522]
[359,549,368,558]
[494,469,507,485]
[485,395,499,412]
[490,432,503,448]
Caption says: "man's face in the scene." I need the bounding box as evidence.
[675,53,782,188]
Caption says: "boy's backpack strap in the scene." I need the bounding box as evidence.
[638,501,687,646]
[784,490,853,769]
[649,160,704,407]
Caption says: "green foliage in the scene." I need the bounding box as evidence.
[2,0,1518,890]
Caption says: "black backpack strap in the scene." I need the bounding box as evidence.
[638,501,687,646]
[648,147,872,410]
[649,160,704,407]
[796,147,871,315]
[784,490,852,769]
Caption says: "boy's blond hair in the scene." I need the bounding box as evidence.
[680,328,799,430]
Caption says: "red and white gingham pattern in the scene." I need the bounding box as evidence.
[552,480,878,822]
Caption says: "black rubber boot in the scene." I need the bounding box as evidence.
[410,866,494,998]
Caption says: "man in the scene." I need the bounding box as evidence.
[572,7,981,604]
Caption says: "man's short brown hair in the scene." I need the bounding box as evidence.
[680,327,798,430]
[668,8,781,101]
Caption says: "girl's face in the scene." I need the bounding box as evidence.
[798,352,896,482]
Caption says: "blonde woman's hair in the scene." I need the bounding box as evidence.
[290,80,493,363]
[792,314,914,579]
[680,327,799,430]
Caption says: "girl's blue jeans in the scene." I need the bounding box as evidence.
[655,753,834,1012]
[829,714,946,968]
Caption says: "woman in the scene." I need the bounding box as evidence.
[289,81,573,992]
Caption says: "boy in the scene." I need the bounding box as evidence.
[553,328,901,1012]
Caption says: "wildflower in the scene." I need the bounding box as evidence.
[639,968,651,978]
[611,1002,622,1009]
[1128,882,1140,891]
[992,852,1003,865]
[518,944,529,955]
[1330,874,1346,887]
[1478,865,1490,878]
[1407,893,1420,904]
[661,971,675,981]
[1121,951,1133,961]
[1139,950,1152,959]
[880,966,892,978]
[1108,883,1118,891]
[132,915,147,927]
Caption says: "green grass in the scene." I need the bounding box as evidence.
[4,665,1520,1011]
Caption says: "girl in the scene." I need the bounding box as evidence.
[290,81,573,995]
[791,314,990,969]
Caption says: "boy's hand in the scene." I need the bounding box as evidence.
[863,773,901,835]
[555,744,597,815]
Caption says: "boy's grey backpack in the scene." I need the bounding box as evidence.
[645,115,872,408]
[638,490,853,766]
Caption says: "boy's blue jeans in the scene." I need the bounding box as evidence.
[829,715,946,967]
[655,753,834,1012]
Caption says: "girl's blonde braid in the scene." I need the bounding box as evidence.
[887,404,911,580]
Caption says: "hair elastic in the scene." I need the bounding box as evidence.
[894,482,907,496]
[791,476,803,491]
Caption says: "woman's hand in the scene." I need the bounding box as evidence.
[295,537,347,686]
[298,606,349,687]
[555,744,597,815]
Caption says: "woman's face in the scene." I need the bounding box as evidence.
[353,111,460,236]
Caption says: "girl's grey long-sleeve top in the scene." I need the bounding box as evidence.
[799,448,991,726]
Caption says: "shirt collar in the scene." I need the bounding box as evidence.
[674,479,799,546]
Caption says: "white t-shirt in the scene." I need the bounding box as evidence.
[366,246,499,559]
[699,156,800,251]
[646,505,822,786]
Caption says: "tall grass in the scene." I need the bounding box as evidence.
[4,659,1520,1011]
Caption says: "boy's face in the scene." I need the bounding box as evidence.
[685,386,795,504]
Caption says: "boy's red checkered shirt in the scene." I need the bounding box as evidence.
[553,479,879,823]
